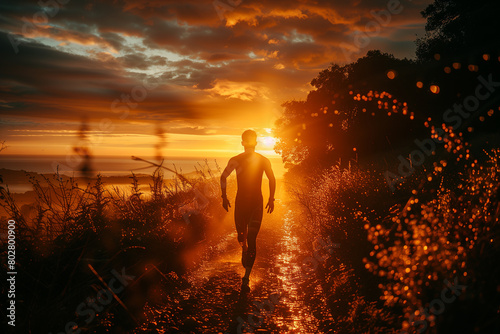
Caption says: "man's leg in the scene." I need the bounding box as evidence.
[243,204,263,280]
[234,201,248,267]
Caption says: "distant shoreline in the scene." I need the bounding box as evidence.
[0,154,286,181]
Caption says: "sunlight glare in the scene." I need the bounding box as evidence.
[261,136,277,147]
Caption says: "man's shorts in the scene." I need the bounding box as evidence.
[234,196,263,242]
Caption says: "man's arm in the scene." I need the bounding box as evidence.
[264,158,276,213]
[220,158,237,211]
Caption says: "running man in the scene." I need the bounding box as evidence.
[220,129,276,287]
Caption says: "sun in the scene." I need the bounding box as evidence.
[261,136,276,148]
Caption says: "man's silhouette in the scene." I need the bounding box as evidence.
[220,130,276,287]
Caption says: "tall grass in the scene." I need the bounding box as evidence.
[365,149,500,333]
[288,147,500,333]
[287,162,397,332]
[0,161,226,333]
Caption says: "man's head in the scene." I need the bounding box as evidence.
[241,129,257,148]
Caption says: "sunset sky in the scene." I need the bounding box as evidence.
[0,0,432,159]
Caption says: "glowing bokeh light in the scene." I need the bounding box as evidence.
[387,70,396,79]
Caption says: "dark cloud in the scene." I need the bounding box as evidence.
[0,32,197,123]
[117,53,167,69]
[100,31,127,51]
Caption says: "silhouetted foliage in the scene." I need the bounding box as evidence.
[416,0,500,61]
[275,46,500,177]
[0,163,226,333]
[275,51,427,172]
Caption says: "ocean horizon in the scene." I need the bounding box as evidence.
[0,154,286,179]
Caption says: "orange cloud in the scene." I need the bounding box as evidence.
[206,79,270,101]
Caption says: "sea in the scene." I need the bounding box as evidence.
[0,154,286,179]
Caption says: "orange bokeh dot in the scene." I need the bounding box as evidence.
[430,85,440,94]
[416,81,423,88]
[387,70,396,79]
[468,64,478,72]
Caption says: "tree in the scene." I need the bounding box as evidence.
[416,0,500,61]
[274,51,427,172]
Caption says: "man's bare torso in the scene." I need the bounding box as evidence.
[226,152,271,201]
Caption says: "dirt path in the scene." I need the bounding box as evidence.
[136,200,329,333]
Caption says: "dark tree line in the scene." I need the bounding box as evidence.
[416,0,500,61]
